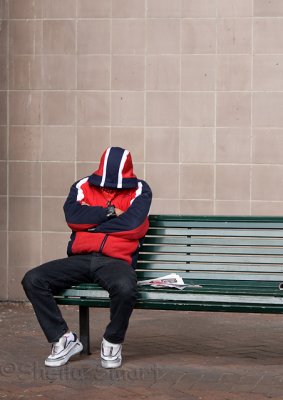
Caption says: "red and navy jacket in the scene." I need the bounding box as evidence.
[63,147,152,267]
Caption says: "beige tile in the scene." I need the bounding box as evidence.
[146,164,179,199]
[0,234,7,287]
[253,93,283,128]
[77,92,110,126]
[9,126,41,161]
[215,201,250,215]
[147,19,180,54]
[9,266,35,300]
[42,127,75,161]
[0,197,7,229]
[252,129,283,164]
[217,19,252,54]
[77,0,111,17]
[9,162,41,196]
[112,19,145,54]
[253,55,283,91]
[77,127,110,162]
[216,165,250,201]
[42,55,76,90]
[146,55,180,91]
[9,232,41,266]
[0,230,7,262]
[182,19,216,54]
[9,91,41,125]
[9,197,41,231]
[216,55,251,91]
[42,0,76,18]
[112,55,145,90]
[111,127,144,162]
[251,201,283,216]
[252,165,283,201]
[180,128,214,163]
[9,55,42,90]
[147,0,181,17]
[9,20,42,55]
[42,163,75,196]
[0,269,8,300]
[42,197,69,232]
[254,0,283,16]
[132,163,144,180]
[150,199,180,214]
[0,56,7,90]
[0,127,7,160]
[0,20,7,56]
[182,55,216,91]
[43,91,75,126]
[0,162,6,195]
[42,233,70,263]
[182,0,216,17]
[180,199,214,215]
[216,128,251,163]
[43,20,75,55]
[146,92,179,127]
[9,0,43,18]
[112,0,145,17]
[180,164,214,199]
[77,20,110,54]
[217,92,251,127]
[181,92,215,127]
[0,91,7,125]
[0,0,8,19]
[217,0,252,17]
[145,128,179,163]
[254,19,283,54]
[77,55,110,90]
[112,92,144,126]
[77,162,99,179]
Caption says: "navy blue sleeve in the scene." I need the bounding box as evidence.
[63,180,108,230]
[94,180,152,237]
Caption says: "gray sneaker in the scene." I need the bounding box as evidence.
[101,338,122,369]
[45,332,83,367]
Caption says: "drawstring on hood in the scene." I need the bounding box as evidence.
[89,147,138,189]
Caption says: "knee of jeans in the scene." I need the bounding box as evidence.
[111,278,137,300]
[21,269,46,292]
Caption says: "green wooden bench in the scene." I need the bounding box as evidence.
[55,214,283,355]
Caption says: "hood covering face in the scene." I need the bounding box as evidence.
[90,147,138,189]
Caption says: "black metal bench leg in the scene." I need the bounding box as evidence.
[79,306,91,355]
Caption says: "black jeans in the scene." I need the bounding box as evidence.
[21,253,138,344]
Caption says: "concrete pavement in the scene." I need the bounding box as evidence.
[1,302,283,399]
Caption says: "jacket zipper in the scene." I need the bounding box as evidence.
[99,199,112,252]
[99,234,109,253]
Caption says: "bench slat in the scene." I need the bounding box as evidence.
[137,262,283,273]
[143,236,283,246]
[148,215,283,228]
[56,289,283,305]
[147,228,283,237]
[141,245,283,256]
[138,253,283,264]
[135,269,283,281]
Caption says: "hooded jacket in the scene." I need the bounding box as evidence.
[63,147,152,266]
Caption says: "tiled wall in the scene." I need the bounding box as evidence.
[2,0,283,299]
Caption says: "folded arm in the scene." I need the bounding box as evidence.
[94,180,152,239]
[63,178,108,231]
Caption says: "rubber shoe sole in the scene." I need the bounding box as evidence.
[101,356,122,369]
[45,341,83,367]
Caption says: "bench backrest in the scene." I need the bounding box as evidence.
[137,215,283,284]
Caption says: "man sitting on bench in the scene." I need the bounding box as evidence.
[22,147,152,369]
